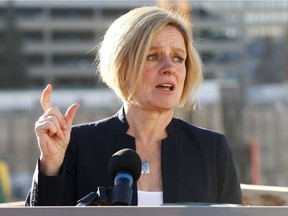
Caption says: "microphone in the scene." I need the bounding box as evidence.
[108,148,141,205]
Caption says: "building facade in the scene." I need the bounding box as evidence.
[0,1,288,87]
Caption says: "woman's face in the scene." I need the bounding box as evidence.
[133,25,187,111]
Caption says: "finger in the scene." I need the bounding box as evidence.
[64,103,80,128]
[44,106,68,132]
[41,84,53,112]
[47,122,60,138]
[47,115,65,140]
[37,118,58,138]
[37,115,65,140]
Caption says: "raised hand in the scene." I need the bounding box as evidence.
[35,84,79,176]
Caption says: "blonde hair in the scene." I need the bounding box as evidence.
[97,6,203,108]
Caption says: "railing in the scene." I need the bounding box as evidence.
[241,184,288,206]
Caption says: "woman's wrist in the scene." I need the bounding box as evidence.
[39,156,64,176]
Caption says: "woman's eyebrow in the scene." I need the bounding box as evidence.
[149,45,187,54]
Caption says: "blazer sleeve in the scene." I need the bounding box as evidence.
[216,134,242,204]
[25,159,65,206]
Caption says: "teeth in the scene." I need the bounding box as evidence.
[158,84,174,91]
[161,84,172,87]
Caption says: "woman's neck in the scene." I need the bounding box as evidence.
[124,104,173,143]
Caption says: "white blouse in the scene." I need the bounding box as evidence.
[137,190,163,206]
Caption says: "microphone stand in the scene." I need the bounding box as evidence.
[76,148,140,207]
[76,187,112,206]
[76,183,133,206]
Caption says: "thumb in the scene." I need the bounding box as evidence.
[64,103,80,128]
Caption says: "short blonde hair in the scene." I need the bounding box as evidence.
[97,6,203,108]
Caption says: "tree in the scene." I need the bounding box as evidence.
[0,1,27,89]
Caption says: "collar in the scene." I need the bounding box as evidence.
[113,106,129,133]
[114,106,175,138]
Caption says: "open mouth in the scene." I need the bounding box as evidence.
[156,83,175,91]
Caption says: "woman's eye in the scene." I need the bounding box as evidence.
[147,54,158,61]
[173,56,185,63]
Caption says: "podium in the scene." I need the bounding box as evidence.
[1,206,288,216]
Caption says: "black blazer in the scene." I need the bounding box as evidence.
[26,108,242,206]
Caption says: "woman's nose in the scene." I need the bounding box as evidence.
[159,56,175,75]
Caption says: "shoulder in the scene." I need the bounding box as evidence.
[69,115,123,145]
[67,115,121,153]
[71,108,127,133]
[72,115,118,133]
[172,118,225,140]
[171,118,230,151]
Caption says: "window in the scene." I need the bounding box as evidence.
[201,51,240,64]
[54,77,96,88]
[29,78,45,88]
[52,31,94,42]
[53,54,94,67]
[199,28,238,41]
[51,8,94,19]
[16,8,43,19]
[22,31,43,43]
[0,8,4,19]
[24,54,44,66]
[200,51,214,63]
[102,8,129,18]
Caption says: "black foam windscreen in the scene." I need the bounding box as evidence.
[108,148,142,182]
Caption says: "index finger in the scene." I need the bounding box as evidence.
[41,84,53,112]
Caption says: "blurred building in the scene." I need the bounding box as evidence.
[192,1,288,82]
[0,1,155,89]
[0,1,287,87]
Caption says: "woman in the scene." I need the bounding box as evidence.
[25,6,242,206]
